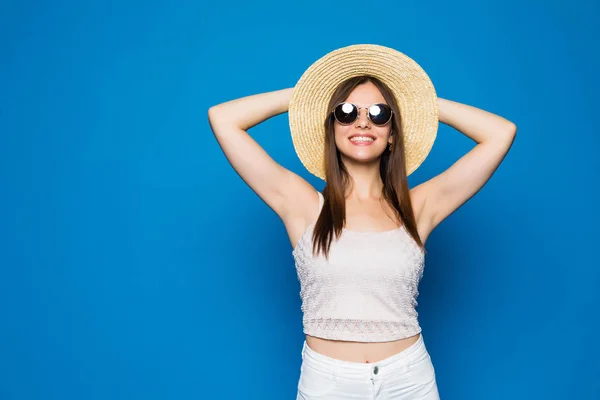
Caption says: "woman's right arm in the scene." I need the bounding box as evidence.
[207,88,317,224]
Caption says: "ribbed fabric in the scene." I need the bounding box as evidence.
[292,191,425,342]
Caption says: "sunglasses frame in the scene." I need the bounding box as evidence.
[331,102,394,126]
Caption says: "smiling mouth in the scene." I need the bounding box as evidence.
[349,136,375,144]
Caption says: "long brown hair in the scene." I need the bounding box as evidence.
[311,75,425,259]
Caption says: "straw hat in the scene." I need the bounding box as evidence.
[288,44,439,181]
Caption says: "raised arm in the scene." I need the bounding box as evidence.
[208,88,317,223]
[413,97,517,236]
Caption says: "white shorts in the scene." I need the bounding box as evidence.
[297,333,440,399]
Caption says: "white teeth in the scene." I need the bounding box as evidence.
[350,137,374,142]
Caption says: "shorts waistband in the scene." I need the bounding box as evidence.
[301,333,427,380]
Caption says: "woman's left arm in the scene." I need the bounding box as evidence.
[417,97,517,230]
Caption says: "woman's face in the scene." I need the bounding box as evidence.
[333,81,393,165]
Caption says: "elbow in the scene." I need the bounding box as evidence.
[489,121,516,148]
[509,122,517,144]
[207,106,225,135]
[207,105,220,122]
[508,121,517,136]
[501,122,517,148]
[502,121,517,143]
[208,105,228,127]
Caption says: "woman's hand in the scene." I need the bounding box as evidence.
[437,97,516,144]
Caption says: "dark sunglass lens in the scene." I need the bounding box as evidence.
[334,103,357,124]
[369,104,392,125]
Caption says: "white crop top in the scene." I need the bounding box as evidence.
[292,191,425,342]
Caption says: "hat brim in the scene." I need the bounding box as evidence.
[288,44,439,181]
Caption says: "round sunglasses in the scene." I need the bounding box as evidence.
[331,102,393,126]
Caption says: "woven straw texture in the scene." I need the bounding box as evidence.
[289,44,439,181]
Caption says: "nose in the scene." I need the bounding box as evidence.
[355,108,370,128]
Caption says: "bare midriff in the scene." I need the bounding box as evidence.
[305,332,421,363]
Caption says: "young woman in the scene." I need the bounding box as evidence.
[208,45,516,399]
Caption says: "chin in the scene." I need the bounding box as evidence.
[339,149,385,164]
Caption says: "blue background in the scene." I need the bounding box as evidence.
[1,0,599,399]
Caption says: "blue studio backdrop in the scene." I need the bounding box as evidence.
[1,0,599,399]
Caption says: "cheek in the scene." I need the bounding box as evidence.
[333,126,351,145]
[334,125,352,135]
